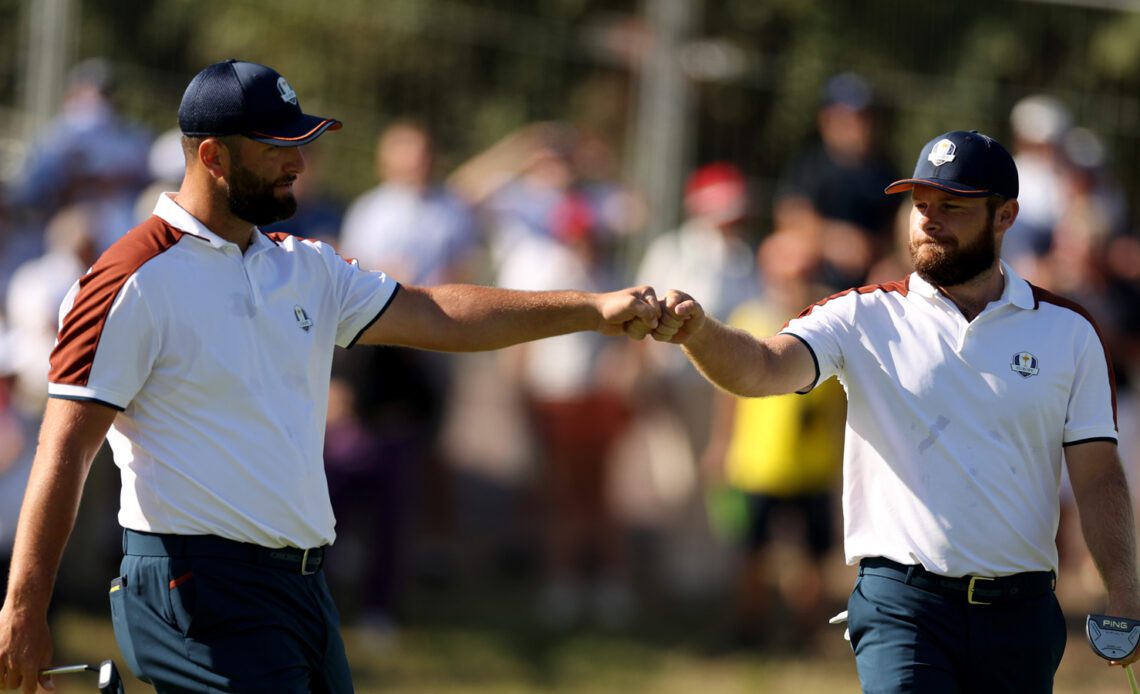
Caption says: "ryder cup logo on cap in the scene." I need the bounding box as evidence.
[276,77,297,105]
[927,139,957,166]
[884,130,1018,199]
[178,59,341,147]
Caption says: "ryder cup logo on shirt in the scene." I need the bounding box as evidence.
[927,139,957,166]
[293,305,313,332]
[277,77,298,105]
[1011,352,1040,378]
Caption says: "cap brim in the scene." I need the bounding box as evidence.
[248,114,342,147]
[884,178,991,197]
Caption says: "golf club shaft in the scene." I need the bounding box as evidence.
[1128,664,1139,694]
[40,664,94,675]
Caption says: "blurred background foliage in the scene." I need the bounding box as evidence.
[2,0,1140,239]
[4,4,1140,691]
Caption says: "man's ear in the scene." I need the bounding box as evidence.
[198,137,230,180]
[995,199,1019,234]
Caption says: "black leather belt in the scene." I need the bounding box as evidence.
[123,529,325,575]
[859,557,1055,605]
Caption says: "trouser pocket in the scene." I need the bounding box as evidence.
[108,574,146,682]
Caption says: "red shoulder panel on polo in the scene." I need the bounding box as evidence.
[49,216,184,387]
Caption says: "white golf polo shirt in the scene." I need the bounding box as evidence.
[782,262,1117,577]
[48,194,399,549]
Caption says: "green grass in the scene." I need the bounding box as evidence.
[39,541,1136,693]
[46,590,1137,694]
[51,609,862,694]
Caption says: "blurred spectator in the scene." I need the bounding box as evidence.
[0,189,28,304]
[0,328,33,597]
[701,230,845,649]
[635,162,758,463]
[322,368,409,648]
[569,130,647,243]
[632,162,759,599]
[1030,129,1123,306]
[1103,232,1140,527]
[865,203,916,284]
[5,204,99,414]
[1056,128,1128,244]
[447,122,646,602]
[6,57,152,252]
[325,120,479,638]
[1025,125,1136,602]
[498,193,638,630]
[133,127,187,223]
[449,122,579,269]
[341,120,478,283]
[1002,94,1072,269]
[323,339,461,644]
[774,72,900,288]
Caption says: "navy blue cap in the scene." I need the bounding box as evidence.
[820,72,873,111]
[885,130,1018,199]
[178,60,341,146]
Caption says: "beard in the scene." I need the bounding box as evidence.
[910,216,997,287]
[225,156,297,226]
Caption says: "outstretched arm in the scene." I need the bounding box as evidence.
[0,398,117,692]
[652,290,816,398]
[356,283,661,350]
[1067,440,1140,667]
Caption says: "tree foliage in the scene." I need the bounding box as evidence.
[4,0,1139,221]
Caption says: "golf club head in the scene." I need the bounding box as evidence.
[97,659,124,694]
[40,660,124,693]
[1087,613,1140,661]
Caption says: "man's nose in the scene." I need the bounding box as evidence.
[284,147,306,174]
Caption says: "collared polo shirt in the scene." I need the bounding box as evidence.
[782,262,1117,577]
[48,194,399,549]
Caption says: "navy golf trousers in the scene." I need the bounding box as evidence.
[848,558,1066,694]
[110,529,353,693]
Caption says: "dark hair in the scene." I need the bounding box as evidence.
[986,194,1010,215]
[180,134,241,162]
[180,134,202,160]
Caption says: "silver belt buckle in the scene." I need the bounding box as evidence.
[300,547,315,576]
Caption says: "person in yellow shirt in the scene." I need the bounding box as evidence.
[702,229,846,649]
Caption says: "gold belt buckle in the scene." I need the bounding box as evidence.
[967,575,994,605]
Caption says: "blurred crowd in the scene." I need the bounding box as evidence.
[2,61,1139,655]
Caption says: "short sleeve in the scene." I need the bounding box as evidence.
[48,275,160,410]
[1063,320,1118,444]
[323,245,400,348]
[779,293,853,392]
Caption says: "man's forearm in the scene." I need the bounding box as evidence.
[683,318,762,395]
[682,322,812,398]
[4,399,116,616]
[1080,467,1140,602]
[5,448,95,615]
[1065,440,1140,663]
[428,285,601,348]
[366,284,658,351]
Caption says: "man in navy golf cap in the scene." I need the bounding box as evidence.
[647,129,1140,692]
[0,59,664,692]
[178,59,341,146]
[884,129,1019,199]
